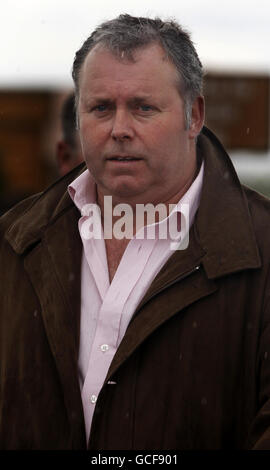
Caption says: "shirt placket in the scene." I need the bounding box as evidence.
[81,238,156,439]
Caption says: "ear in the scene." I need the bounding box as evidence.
[188,96,205,139]
[56,141,73,177]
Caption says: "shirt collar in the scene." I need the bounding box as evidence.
[173,159,204,225]
[68,161,204,238]
[68,169,97,211]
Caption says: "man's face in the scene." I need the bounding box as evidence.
[78,43,203,206]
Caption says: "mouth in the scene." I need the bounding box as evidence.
[106,155,143,162]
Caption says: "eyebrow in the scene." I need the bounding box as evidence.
[130,96,153,104]
[84,94,154,104]
[83,97,112,106]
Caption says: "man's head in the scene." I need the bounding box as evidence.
[72,15,204,207]
[72,14,203,128]
[56,92,83,176]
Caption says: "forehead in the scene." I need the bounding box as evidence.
[79,43,180,96]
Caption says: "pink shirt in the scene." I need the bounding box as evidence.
[68,161,204,442]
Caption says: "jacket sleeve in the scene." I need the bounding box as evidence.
[247,263,270,449]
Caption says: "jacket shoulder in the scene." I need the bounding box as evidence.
[0,193,42,234]
[243,184,270,219]
[243,184,270,255]
[0,162,86,240]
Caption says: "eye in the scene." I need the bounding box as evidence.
[93,104,108,112]
[138,104,154,112]
[140,104,152,111]
[134,103,157,115]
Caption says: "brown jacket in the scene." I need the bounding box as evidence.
[1,127,270,450]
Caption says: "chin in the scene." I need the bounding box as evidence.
[113,186,142,199]
[106,183,147,204]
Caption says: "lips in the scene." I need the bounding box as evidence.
[107,155,142,162]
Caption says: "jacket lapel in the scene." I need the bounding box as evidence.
[196,128,261,279]
[105,224,217,381]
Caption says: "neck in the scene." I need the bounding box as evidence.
[99,173,199,240]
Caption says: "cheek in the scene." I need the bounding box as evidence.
[142,123,185,159]
[145,116,184,142]
[79,117,108,147]
[138,123,167,153]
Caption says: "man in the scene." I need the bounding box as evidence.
[1,14,270,450]
[56,92,83,176]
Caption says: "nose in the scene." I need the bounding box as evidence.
[111,109,134,141]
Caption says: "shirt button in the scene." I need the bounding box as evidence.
[100,344,109,352]
[90,395,97,404]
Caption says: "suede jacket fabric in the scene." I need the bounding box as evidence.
[1,127,270,450]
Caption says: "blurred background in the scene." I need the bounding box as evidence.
[0,0,270,214]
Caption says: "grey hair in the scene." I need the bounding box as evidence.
[72,14,203,128]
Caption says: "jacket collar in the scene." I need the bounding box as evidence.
[196,127,261,278]
[5,162,86,254]
[4,127,261,278]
